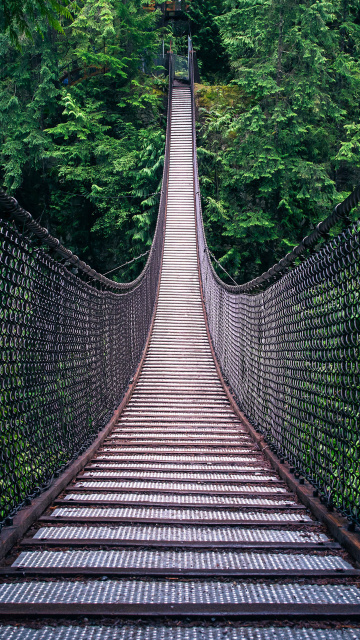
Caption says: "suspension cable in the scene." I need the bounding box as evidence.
[102,250,151,278]
[209,250,238,285]
[0,188,152,292]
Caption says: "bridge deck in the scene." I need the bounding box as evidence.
[1,86,360,637]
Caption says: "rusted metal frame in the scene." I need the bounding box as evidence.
[0,340,149,562]
[105,438,249,443]
[20,539,337,550]
[132,379,224,384]
[198,347,360,563]
[0,302,159,561]
[133,384,225,388]
[246,428,360,565]
[104,439,251,444]
[0,65,173,565]
[75,475,279,484]
[91,455,264,463]
[109,429,246,433]
[125,388,223,392]
[112,423,243,429]
[82,469,272,477]
[136,371,220,378]
[97,450,259,455]
[189,51,360,567]
[117,418,239,422]
[61,494,290,504]
[99,443,257,450]
[117,408,232,412]
[1,568,358,579]
[65,487,286,496]
[114,420,242,425]
[102,432,253,437]
[54,497,298,507]
[1,603,360,618]
[0,407,122,562]
[84,464,266,472]
[39,516,310,527]
[101,436,251,441]
[96,451,258,456]
[103,441,251,445]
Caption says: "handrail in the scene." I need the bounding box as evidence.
[0,55,174,531]
[0,187,140,291]
[190,40,360,525]
[0,60,173,293]
[238,185,360,293]
[189,37,360,293]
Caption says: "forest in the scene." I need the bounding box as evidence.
[0,0,359,284]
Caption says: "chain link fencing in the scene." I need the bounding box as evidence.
[189,48,360,525]
[0,61,173,531]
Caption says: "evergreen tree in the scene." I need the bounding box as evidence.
[0,0,166,279]
[0,0,71,43]
[187,0,230,82]
[1,0,359,284]
[196,0,360,283]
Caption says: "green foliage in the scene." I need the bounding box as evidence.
[186,0,230,82]
[0,0,71,44]
[194,0,360,284]
[0,0,359,285]
[0,0,166,279]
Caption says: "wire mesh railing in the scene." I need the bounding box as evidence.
[2,42,360,532]
[189,45,360,526]
[0,59,174,532]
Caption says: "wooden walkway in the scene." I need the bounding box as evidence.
[0,85,360,637]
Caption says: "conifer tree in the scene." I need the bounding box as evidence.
[0,0,166,278]
[0,0,71,43]
[196,0,360,282]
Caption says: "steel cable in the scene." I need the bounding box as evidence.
[0,60,174,531]
[189,46,360,525]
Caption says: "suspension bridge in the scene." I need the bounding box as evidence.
[0,46,360,638]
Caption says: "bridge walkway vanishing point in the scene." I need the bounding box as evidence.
[1,86,360,638]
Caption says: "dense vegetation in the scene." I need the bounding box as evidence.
[190,0,360,283]
[0,0,168,279]
[0,0,359,283]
